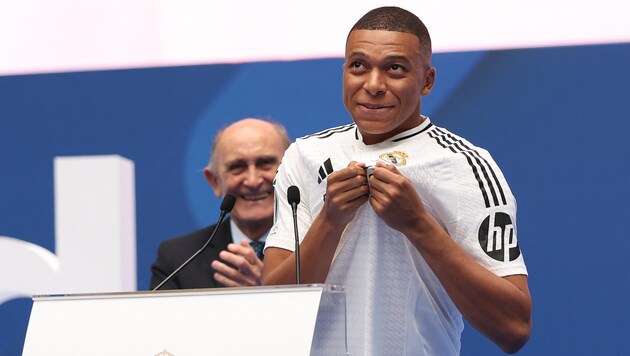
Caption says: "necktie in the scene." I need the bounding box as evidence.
[249,240,265,261]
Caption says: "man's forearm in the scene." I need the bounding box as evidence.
[263,214,344,285]
[406,218,532,353]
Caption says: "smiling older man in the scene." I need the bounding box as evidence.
[151,118,290,289]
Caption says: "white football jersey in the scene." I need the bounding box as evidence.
[267,118,527,355]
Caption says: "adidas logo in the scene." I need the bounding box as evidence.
[317,158,334,184]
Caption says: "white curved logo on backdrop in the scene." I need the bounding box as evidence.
[0,156,136,305]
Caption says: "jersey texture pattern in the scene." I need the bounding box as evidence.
[267,118,526,355]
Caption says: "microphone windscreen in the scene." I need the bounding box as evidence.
[287,185,301,205]
[220,194,237,212]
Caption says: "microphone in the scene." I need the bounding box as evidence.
[287,185,301,284]
[152,194,237,291]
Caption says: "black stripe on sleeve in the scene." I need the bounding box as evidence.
[428,127,507,208]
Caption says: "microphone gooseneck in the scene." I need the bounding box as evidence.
[287,185,301,284]
[152,194,236,291]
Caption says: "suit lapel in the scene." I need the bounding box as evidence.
[201,217,233,288]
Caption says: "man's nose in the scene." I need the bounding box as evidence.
[243,165,263,186]
[364,69,386,96]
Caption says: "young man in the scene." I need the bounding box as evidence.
[151,118,290,289]
[263,7,532,355]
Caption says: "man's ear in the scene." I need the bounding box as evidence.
[421,66,436,96]
[204,168,222,197]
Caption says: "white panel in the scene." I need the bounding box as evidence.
[1,0,629,75]
[54,155,137,293]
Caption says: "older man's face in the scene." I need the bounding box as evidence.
[207,121,285,235]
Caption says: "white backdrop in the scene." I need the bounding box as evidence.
[1,0,629,75]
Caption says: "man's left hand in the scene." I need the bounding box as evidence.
[368,162,428,235]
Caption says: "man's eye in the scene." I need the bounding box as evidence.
[255,157,278,171]
[227,164,247,174]
[391,64,404,71]
[257,162,274,170]
[350,62,363,69]
[228,168,245,175]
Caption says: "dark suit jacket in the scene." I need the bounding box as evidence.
[150,218,233,290]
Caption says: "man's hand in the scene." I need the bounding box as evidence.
[263,161,369,286]
[368,162,428,234]
[211,240,263,287]
[369,163,532,353]
[321,161,370,226]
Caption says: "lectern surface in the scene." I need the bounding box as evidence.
[23,284,343,356]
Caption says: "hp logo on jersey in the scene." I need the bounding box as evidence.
[478,212,520,262]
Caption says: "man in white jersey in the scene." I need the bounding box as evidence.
[263,6,532,355]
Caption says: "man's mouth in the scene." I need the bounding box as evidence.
[360,103,393,110]
[241,192,270,201]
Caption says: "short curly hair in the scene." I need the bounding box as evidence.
[349,6,432,59]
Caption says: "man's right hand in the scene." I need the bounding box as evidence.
[320,161,370,226]
[211,240,263,287]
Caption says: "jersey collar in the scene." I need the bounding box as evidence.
[355,115,433,144]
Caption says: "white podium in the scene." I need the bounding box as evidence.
[23,284,347,356]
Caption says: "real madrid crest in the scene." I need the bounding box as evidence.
[378,151,408,166]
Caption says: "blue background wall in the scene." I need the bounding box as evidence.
[1,43,629,354]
